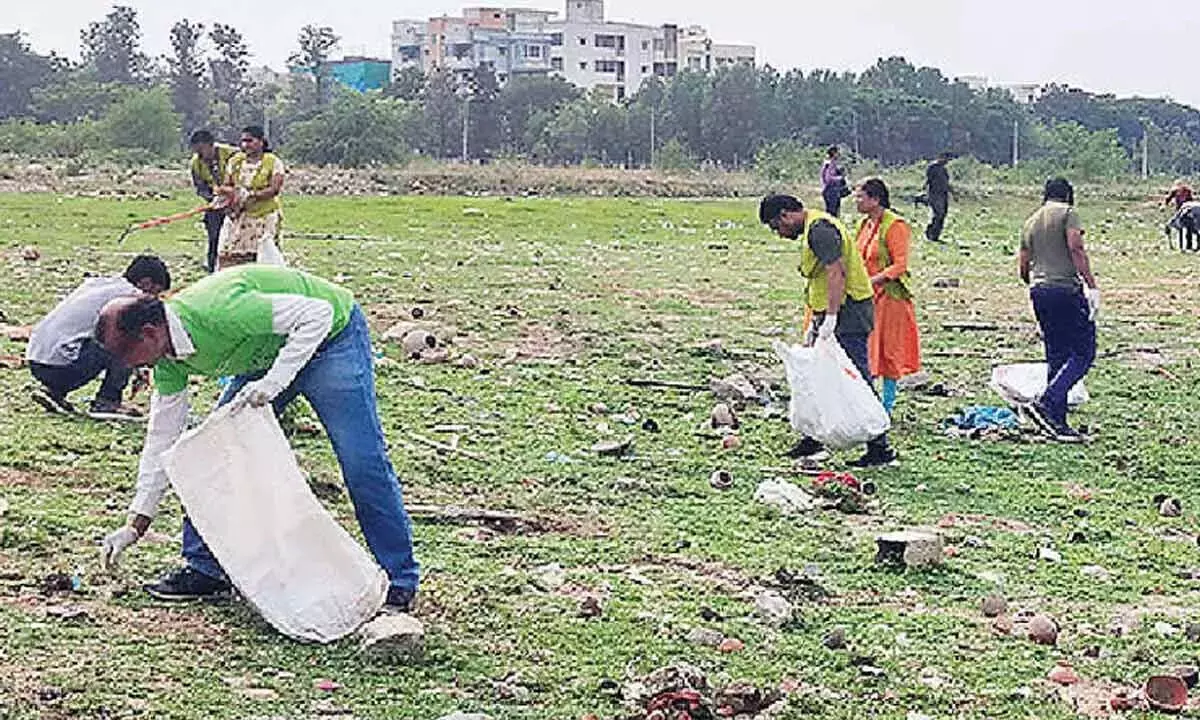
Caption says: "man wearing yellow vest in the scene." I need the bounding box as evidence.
[188,130,237,273]
[759,194,897,467]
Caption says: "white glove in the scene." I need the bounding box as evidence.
[1084,287,1100,322]
[101,526,140,570]
[817,313,838,341]
[231,379,283,411]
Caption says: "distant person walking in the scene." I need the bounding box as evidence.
[1019,177,1098,443]
[1164,180,1199,252]
[188,130,237,273]
[853,178,921,415]
[215,125,287,270]
[924,152,952,242]
[820,146,849,217]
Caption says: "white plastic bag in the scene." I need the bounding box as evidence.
[257,237,286,266]
[772,339,891,449]
[163,404,387,642]
[989,363,1088,408]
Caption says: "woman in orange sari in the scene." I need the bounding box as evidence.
[854,178,921,414]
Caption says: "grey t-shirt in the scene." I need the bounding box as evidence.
[1021,202,1083,290]
[26,277,140,366]
[807,219,874,337]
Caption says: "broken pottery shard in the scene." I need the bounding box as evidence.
[875,531,944,568]
[357,613,425,662]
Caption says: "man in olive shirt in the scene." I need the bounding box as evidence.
[760,194,896,468]
[1019,177,1099,442]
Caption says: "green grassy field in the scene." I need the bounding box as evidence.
[1,187,1198,719]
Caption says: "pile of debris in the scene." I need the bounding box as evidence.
[620,663,786,720]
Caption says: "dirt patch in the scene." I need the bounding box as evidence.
[500,323,577,364]
[0,593,230,647]
[0,467,49,489]
[617,284,743,310]
[625,554,759,595]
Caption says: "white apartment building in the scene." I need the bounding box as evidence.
[954,75,1044,105]
[391,0,755,101]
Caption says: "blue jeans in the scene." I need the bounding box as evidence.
[182,305,420,593]
[29,339,131,403]
[1030,284,1096,424]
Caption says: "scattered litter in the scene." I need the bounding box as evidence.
[20,245,39,261]
[1038,547,1062,563]
[718,637,744,654]
[810,471,874,514]
[530,563,567,592]
[754,479,819,515]
[1160,497,1183,518]
[709,373,761,405]
[875,531,944,568]
[932,277,960,288]
[578,596,603,618]
[456,354,479,369]
[943,406,1019,436]
[592,436,634,457]
[710,403,739,429]
[822,627,847,650]
[1,324,31,342]
[1080,565,1111,581]
[1154,621,1179,637]
[897,371,932,390]
[314,679,341,692]
[1187,623,1200,642]
[1048,663,1081,686]
[461,207,484,217]
[44,604,89,621]
[721,435,741,450]
[1144,675,1188,713]
[710,470,734,491]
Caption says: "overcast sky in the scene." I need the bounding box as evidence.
[6,1,1198,109]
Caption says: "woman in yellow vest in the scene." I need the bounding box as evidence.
[215,125,286,270]
[853,178,921,415]
[759,193,896,468]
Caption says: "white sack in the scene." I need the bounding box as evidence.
[989,363,1089,408]
[772,339,891,450]
[163,404,387,642]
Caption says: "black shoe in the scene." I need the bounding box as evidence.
[144,567,231,602]
[32,388,75,415]
[848,446,898,468]
[785,437,829,461]
[385,586,417,613]
[1022,401,1059,438]
[87,398,145,422]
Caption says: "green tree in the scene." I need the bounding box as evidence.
[287,93,418,167]
[496,74,579,156]
[166,20,207,134]
[209,23,252,129]
[0,33,62,119]
[289,25,339,106]
[420,69,462,158]
[103,86,182,157]
[387,66,426,102]
[31,70,126,122]
[80,5,149,84]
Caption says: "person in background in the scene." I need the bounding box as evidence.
[820,146,849,217]
[27,255,170,420]
[759,194,897,468]
[215,125,286,270]
[1018,177,1099,443]
[1165,180,1194,210]
[188,130,237,273]
[853,178,921,415]
[924,152,952,242]
[94,265,419,610]
[1164,181,1199,252]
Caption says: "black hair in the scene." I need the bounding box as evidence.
[241,125,271,152]
[827,146,839,158]
[95,295,166,347]
[189,129,215,146]
[123,254,170,290]
[859,177,891,209]
[759,194,803,225]
[938,151,953,161]
[1044,177,1074,205]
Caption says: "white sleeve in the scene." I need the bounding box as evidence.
[128,389,190,518]
[258,294,334,393]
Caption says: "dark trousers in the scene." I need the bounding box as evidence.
[836,332,890,452]
[822,186,843,217]
[29,339,131,403]
[925,193,948,241]
[1030,285,1096,424]
[204,210,224,273]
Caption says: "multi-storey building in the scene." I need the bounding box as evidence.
[391,0,755,101]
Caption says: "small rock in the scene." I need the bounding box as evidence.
[875,531,944,568]
[314,679,341,692]
[456,354,479,369]
[721,435,741,450]
[753,591,793,628]
[710,373,760,404]
[1160,497,1183,517]
[710,403,739,429]
[687,627,724,648]
[1155,621,1179,637]
[357,613,425,662]
[592,436,633,457]
[1048,663,1080,686]
[1186,623,1200,642]
[401,330,437,358]
[991,615,1014,636]
[20,245,39,261]
[578,596,603,618]
[588,402,608,415]
[1080,565,1110,580]
[981,595,1007,618]
[1028,615,1059,646]
[822,627,847,650]
[718,637,745,653]
[531,563,567,591]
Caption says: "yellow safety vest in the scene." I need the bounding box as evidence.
[799,209,874,312]
[189,144,236,188]
[856,209,914,301]
[227,152,283,218]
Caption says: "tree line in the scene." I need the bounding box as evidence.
[2,6,1199,179]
